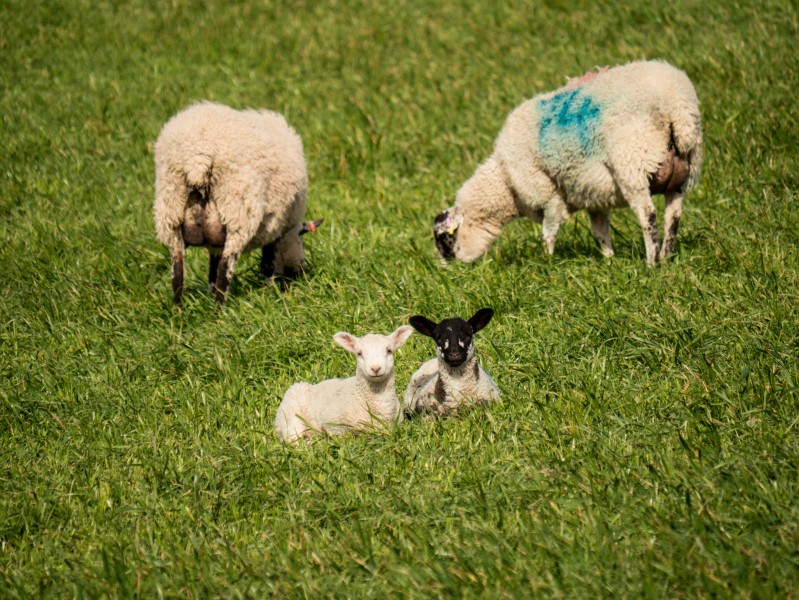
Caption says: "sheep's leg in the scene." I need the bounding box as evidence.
[162,226,186,306]
[212,251,241,304]
[629,194,661,265]
[542,200,568,255]
[213,234,249,304]
[171,251,184,306]
[208,249,221,293]
[588,210,614,258]
[260,243,276,279]
[660,190,684,260]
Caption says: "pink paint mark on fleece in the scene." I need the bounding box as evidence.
[566,66,609,88]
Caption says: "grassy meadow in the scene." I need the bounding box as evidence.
[2,0,799,596]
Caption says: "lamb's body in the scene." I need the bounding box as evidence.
[277,374,403,441]
[404,357,500,417]
[154,101,310,304]
[275,327,413,443]
[435,60,703,265]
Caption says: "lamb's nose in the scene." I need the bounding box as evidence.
[447,353,465,365]
[370,366,382,375]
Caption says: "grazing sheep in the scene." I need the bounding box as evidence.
[275,326,414,443]
[434,60,703,265]
[154,101,322,305]
[404,308,500,417]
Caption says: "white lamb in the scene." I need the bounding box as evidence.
[275,326,414,443]
[433,60,703,265]
[404,308,500,417]
[153,101,321,305]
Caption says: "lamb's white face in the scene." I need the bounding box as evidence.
[333,326,414,382]
[354,334,395,381]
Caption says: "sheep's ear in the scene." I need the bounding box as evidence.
[333,332,358,353]
[468,308,494,334]
[409,316,437,338]
[299,218,324,236]
[389,325,414,349]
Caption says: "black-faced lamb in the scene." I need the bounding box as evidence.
[404,308,500,417]
[154,101,322,305]
[275,326,414,443]
[433,60,703,266]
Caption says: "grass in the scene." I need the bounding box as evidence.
[2,0,798,596]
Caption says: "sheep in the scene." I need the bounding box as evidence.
[275,326,414,443]
[433,60,703,266]
[404,308,500,417]
[153,101,322,305]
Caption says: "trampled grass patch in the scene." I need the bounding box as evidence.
[2,0,798,596]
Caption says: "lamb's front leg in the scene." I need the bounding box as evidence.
[588,210,614,258]
[629,193,660,265]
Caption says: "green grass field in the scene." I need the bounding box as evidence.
[2,0,799,596]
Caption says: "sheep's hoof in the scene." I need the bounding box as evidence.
[281,267,301,279]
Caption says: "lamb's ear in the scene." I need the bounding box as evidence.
[333,332,358,353]
[468,308,494,334]
[409,316,437,338]
[389,325,414,349]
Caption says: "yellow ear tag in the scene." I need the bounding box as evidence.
[446,215,461,235]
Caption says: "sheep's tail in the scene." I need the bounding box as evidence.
[668,106,703,192]
[184,152,214,193]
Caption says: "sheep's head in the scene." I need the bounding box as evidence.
[333,326,414,382]
[435,157,514,263]
[272,218,324,277]
[433,209,462,262]
[409,308,494,367]
[433,208,497,264]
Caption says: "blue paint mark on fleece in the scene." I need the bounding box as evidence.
[537,87,602,157]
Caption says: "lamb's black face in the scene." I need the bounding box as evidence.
[430,318,473,366]
[409,308,494,368]
[433,210,459,261]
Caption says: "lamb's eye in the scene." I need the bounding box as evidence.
[357,351,363,357]
[443,340,449,349]
[387,348,392,354]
